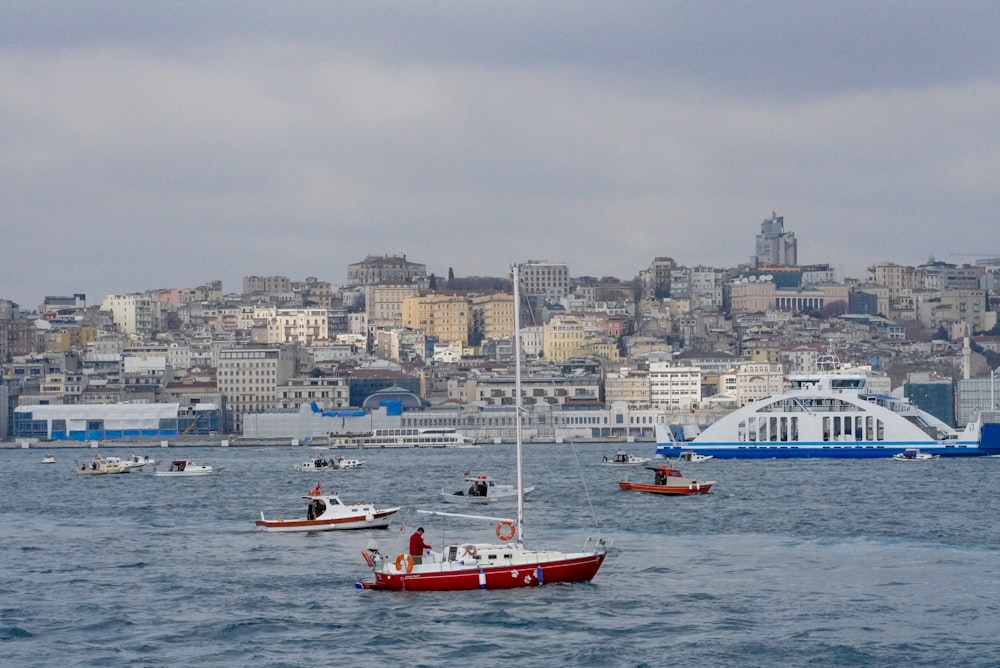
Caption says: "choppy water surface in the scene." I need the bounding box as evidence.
[2,444,999,667]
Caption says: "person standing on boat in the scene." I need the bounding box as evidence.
[409,527,431,564]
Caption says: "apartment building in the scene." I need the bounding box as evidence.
[217,346,297,431]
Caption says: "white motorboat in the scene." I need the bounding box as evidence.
[153,460,220,476]
[440,473,534,504]
[892,448,940,461]
[676,450,713,463]
[123,453,158,470]
[294,454,365,472]
[255,484,400,532]
[599,450,652,466]
[41,454,56,464]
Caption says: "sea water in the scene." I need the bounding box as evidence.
[2,444,999,667]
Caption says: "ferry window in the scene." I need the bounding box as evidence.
[790,417,798,441]
[769,417,778,441]
[833,417,842,440]
[822,416,830,441]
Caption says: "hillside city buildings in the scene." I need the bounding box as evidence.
[4,219,1000,445]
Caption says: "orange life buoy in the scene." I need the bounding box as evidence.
[362,549,375,568]
[496,520,516,541]
[395,553,414,573]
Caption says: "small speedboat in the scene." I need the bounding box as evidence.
[618,464,714,495]
[892,448,940,461]
[255,484,400,532]
[124,453,157,470]
[41,454,56,464]
[153,460,220,476]
[440,473,534,505]
[600,450,652,466]
[294,454,365,472]
[677,450,713,463]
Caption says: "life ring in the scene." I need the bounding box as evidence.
[496,521,516,541]
[362,549,374,568]
[395,553,414,573]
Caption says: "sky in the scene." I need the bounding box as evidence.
[2,1,998,309]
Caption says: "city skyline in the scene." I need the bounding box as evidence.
[2,2,998,308]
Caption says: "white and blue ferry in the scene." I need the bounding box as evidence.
[656,370,995,459]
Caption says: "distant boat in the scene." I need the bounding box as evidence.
[892,448,940,461]
[618,464,715,495]
[440,473,533,504]
[599,450,651,467]
[41,454,56,464]
[76,455,130,475]
[676,450,713,463]
[255,484,399,532]
[153,460,220,477]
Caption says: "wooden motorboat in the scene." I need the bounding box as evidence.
[255,484,400,532]
[618,464,714,495]
[75,454,130,475]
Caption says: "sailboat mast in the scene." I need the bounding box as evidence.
[513,263,525,543]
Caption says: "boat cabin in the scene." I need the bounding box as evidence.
[465,475,493,497]
[652,465,685,485]
[167,460,189,472]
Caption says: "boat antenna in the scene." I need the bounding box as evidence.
[513,263,525,544]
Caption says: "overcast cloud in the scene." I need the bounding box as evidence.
[2,1,998,307]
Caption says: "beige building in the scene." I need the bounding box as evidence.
[729,278,776,313]
[278,376,350,409]
[217,346,297,431]
[470,293,515,342]
[604,367,651,409]
[734,362,785,405]
[101,293,167,339]
[366,284,421,329]
[262,307,330,346]
[870,262,915,297]
[542,316,588,363]
[401,294,471,345]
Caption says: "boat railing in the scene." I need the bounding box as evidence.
[583,535,614,554]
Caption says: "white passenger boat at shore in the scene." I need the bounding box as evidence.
[328,427,476,449]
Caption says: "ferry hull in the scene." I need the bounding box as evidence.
[655,443,988,459]
[359,553,606,591]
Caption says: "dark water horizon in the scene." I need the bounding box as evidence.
[2,444,999,667]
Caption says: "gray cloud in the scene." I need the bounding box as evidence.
[2,2,998,307]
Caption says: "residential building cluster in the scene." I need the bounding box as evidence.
[3,215,1000,444]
